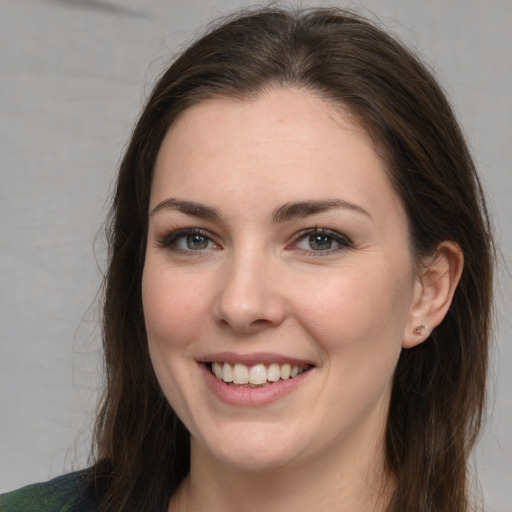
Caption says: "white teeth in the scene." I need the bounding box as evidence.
[211,361,308,385]
[212,361,223,379]
[267,363,281,382]
[233,363,249,384]
[248,364,267,385]
[222,362,233,383]
[280,364,291,380]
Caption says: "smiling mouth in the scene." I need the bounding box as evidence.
[207,362,312,388]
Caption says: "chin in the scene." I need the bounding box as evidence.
[210,449,298,473]
[193,424,308,473]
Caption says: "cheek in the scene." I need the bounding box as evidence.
[295,266,413,424]
[141,265,207,415]
[142,266,210,351]
[293,262,413,359]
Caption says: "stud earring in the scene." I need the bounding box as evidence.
[412,324,427,336]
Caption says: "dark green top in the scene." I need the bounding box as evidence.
[0,471,97,512]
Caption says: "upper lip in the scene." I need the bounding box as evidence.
[198,352,315,367]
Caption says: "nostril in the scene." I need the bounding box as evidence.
[251,318,272,326]
[214,312,279,333]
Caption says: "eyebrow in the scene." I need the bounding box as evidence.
[149,197,371,222]
[149,198,221,220]
[271,199,371,222]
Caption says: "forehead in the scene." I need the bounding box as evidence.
[150,88,401,225]
[160,88,374,159]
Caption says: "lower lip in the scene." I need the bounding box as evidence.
[200,364,311,406]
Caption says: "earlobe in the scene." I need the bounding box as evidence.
[403,241,464,349]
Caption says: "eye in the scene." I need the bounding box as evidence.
[298,233,336,251]
[292,228,351,254]
[157,228,219,252]
[176,233,212,250]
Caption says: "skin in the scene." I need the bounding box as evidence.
[142,88,463,512]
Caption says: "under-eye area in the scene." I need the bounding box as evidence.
[206,362,313,387]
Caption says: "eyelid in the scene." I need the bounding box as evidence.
[156,227,219,251]
[155,225,352,255]
[289,227,353,254]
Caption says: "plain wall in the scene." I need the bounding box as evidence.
[1,0,511,510]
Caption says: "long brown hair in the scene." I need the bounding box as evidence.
[91,7,494,511]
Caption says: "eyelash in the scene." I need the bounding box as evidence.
[157,228,217,253]
[156,227,353,256]
[290,228,353,256]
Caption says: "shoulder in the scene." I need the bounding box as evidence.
[0,470,98,512]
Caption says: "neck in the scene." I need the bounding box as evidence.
[168,438,394,512]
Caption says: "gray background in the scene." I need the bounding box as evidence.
[0,0,510,509]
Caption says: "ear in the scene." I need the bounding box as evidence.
[403,241,464,349]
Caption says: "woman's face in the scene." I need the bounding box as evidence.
[142,89,421,473]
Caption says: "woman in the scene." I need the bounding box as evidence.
[0,6,494,512]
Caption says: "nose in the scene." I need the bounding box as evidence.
[213,251,287,333]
